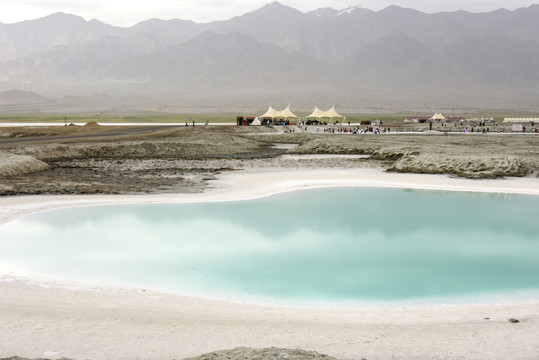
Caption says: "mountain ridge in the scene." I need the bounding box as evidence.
[1,2,538,112]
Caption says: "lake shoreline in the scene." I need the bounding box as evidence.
[1,274,538,360]
[1,169,539,359]
[2,168,539,224]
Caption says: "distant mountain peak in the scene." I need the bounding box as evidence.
[338,5,363,15]
[375,5,425,19]
[266,1,286,8]
[46,11,74,17]
[40,12,86,22]
[379,4,423,14]
[0,89,50,105]
[226,1,305,28]
[256,1,302,15]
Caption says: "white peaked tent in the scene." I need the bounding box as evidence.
[306,107,328,119]
[261,106,281,118]
[326,106,342,119]
[280,105,298,119]
[307,106,342,119]
[430,113,446,121]
[251,117,261,125]
[260,105,297,119]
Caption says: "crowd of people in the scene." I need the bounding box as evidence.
[282,119,539,135]
[317,126,390,134]
[284,126,391,134]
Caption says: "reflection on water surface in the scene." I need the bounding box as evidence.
[1,188,538,306]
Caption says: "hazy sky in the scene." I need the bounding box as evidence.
[1,0,537,26]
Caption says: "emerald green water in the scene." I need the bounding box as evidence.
[1,188,538,306]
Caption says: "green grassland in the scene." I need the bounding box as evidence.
[0,114,404,124]
[0,114,238,124]
[0,114,507,125]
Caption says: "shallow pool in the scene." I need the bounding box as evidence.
[1,188,538,306]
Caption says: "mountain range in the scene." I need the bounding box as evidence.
[1,2,538,114]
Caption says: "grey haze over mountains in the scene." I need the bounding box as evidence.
[1,1,538,113]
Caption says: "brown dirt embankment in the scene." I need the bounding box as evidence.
[0,124,538,196]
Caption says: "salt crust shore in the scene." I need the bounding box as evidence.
[1,169,539,360]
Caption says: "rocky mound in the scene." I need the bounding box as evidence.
[0,358,72,360]
[184,347,338,360]
[388,154,529,179]
[0,152,49,177]
[0,348,337,360]
[291,137,373,155]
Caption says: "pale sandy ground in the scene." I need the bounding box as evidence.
[1,169,539,360]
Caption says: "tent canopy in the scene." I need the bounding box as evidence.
[280,105,297,119]
[307,107,327,118]
[260,106,281,118]
[260,105,297,119]
[326,106,342,118]
[260,105,343,119]
[430,113,446,120]
[306,106,342,119]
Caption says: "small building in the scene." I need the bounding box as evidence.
[237,116,257,125]
[446,116,466,122]
[404,117,430,123]
[430,113,447,121]
[503,117,539,123]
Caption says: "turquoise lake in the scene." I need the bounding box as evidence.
[1,187,538,306]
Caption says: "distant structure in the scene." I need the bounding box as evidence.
[405,113,466,123]
[446,116,466,122]
[306,106,343,120]
[280,106,298,119]
[430,113,446,121]
[238,105,344,125]
[404,116,430,123]
[503,117,539,123]
[260,105,298,119]
[238,105,299,125]
[260,106,279,118]
[467,117,494,122]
